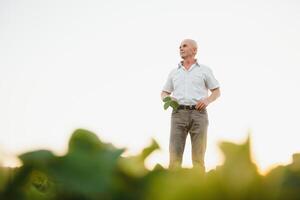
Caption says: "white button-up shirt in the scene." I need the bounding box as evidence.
[162,62,220,105]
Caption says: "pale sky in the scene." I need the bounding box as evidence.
[0,0,300,173]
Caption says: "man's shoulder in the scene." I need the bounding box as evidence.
[168,67,179,76]
[198,63,211,70]
[198,63,214,73]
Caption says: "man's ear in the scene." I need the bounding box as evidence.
[193,48,197,55]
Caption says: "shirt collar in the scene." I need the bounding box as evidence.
[177,59,200,69]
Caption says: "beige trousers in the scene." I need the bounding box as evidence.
[169,108,209,172]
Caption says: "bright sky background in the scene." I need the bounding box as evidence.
[1,0,300,173]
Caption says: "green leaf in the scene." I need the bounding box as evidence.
[163,96,171,102]
[49,148,124,197]
[19,150,55,167]
[170,100,179,111]
[48,129,125,198]
[141,139,160,160]
[68,129,104,153]
[216,136,262,199]
[164,101,171,110]
[118,139,160,177]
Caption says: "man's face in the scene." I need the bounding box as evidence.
[179,40,197,59]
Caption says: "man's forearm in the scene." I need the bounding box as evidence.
[207,88,221,104]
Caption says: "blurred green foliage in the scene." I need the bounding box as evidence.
[1,129,300,200]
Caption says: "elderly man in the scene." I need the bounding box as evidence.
[161,39,220,172]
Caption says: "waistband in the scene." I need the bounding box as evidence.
[178,105,197,110]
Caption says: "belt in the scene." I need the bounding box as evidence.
[178,105,197,110]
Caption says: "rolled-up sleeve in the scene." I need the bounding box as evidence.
[204,68,220,90]
[162,70,174,93]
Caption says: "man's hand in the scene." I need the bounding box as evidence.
[196,98,210,110]
[195,88,220,110]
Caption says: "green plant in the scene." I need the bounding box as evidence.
[1,129,300,200]
[163,96,179,111]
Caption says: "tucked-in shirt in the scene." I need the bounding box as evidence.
[162,62,220,105]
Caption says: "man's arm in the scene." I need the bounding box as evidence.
[195,88,221,110]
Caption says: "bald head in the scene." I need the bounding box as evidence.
[179,39,198,59]
[182,39,198,49]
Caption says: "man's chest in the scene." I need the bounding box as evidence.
[172,69,206,88]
